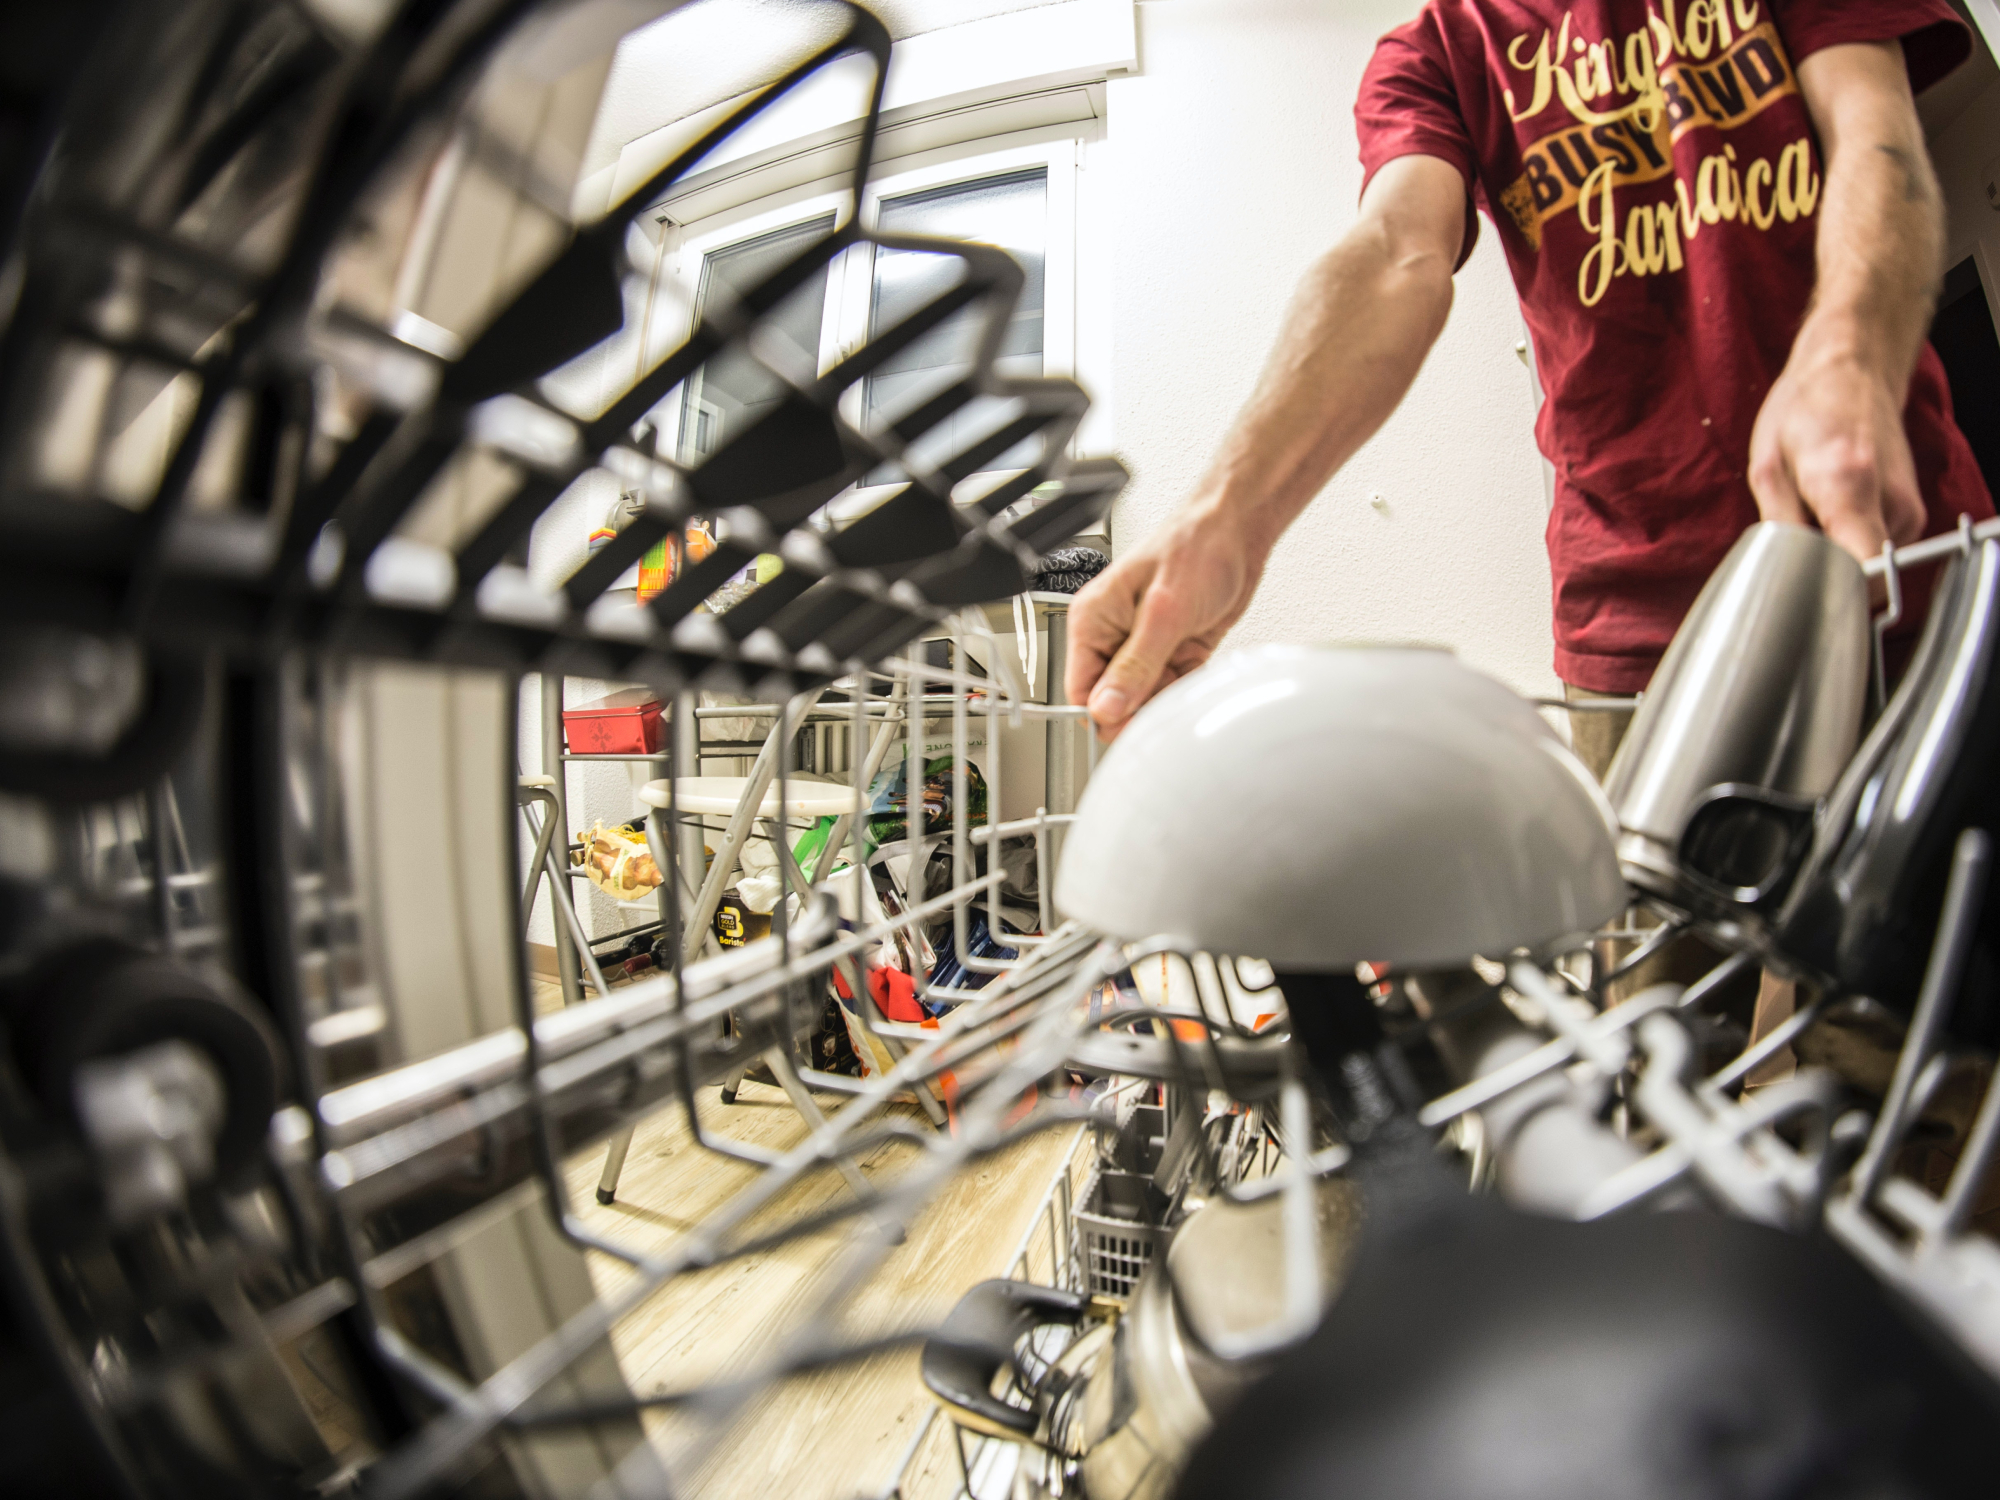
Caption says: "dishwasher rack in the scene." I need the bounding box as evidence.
[5,3,2000,1498]
[0,2,1139,1494]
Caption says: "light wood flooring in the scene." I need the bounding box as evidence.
[533,978,1080,1499]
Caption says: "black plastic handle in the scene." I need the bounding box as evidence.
[1675,782,1820,912]
[920,1278,1088,1437]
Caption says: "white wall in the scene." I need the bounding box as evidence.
[1101,0,1557,698]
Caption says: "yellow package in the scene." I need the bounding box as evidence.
[571,820,662,901]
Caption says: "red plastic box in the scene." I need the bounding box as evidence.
[562,688,664,755]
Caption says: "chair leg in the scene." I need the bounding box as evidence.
[595,1125,633,1205]
[763,1045,876,1202]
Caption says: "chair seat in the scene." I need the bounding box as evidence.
[639,776,860,819]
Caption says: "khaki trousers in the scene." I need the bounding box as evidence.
[1562,685,1796,1080]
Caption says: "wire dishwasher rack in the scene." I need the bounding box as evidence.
[0,2,1140,1494]
[4,4,2000,1500]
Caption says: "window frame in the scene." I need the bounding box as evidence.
[642,134,1081,504]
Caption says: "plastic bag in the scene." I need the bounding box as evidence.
[571,820,662,901]
[865,754,987,847]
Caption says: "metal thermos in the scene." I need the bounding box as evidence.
[1604,523,1869,900]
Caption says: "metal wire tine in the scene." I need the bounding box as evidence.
[1650,1012,1841,1225]
[1850,828,1992,1205]
[1146,953,1236,1099]
[1221,1144,1354,1205]
[375,1325,477,1409]
[635,3,889,242]
[1416,979,1682,1129]
[1872,536,1905,710]
[813,674,904,886]
[1191,951,1258,1042]
[360,1066,941,1492]
[904,652,929,1000]
[1149,962,1277,1193]
[969,812,1080,846]
[1677,949,1758,1011]
[350,13,899,631]
[1509,961,1636,1075]
[345,863,1097,1496]
[577,8,893,438]
[1202,1062,1323,1360]
[511,1327,938,1430]
[1034,805,1054,938]
[660,730,783,1178]
[505,764,661,1272]
[1572,1141,1694,1221]
[948,614,1011,978]
[1599,911,1690,990]
[1704,990,1833,1095]
[601,948,1125,1492]
[1937,1050,2000,1242]
[1581,1051,1842,1223]
[127,0,550,618]
[777,692,794,971]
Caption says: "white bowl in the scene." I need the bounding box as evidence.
[1053,645,1625,969]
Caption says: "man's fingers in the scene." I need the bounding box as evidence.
[1883,467,1927,546]
[1088,585,1191,736]
[1064,566,1144,709]
[1749,439,1812,530]
[1063,603,1113,710]
[1800,445,1891,562]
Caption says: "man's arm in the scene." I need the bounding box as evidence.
[1749,40,1943,560]
[1066,154,1466,739]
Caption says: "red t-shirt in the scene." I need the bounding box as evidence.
[1356,0,1994,691]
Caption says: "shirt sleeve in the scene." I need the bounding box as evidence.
[1354,11,1481,269]
[1771,0,1974,95]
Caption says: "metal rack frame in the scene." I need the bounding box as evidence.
[5,4,2000,1496]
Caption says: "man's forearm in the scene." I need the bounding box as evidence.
[1064,156,1466,737]
[1195,170,1459,558]
[1794,43,1944,394]
[1751,41,1941,556]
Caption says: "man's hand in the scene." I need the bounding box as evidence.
[1749,341,1926,559]
[1758,40,1945,563]
[1067,503,1267,740]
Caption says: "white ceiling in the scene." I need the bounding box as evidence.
[578,0,1073,183]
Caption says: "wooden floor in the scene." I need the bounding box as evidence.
[533,978,1078,1499]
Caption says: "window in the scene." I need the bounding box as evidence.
[676,214,834,465]
[864,168,1048,471]
[646,138,1077,511]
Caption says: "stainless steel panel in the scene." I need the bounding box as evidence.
[1605,523,1869,897]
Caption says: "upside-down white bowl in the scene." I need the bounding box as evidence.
[1053,645,1625,969]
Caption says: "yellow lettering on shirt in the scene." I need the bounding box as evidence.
[1499,18,1799,250]
[1573,133,1818,306]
